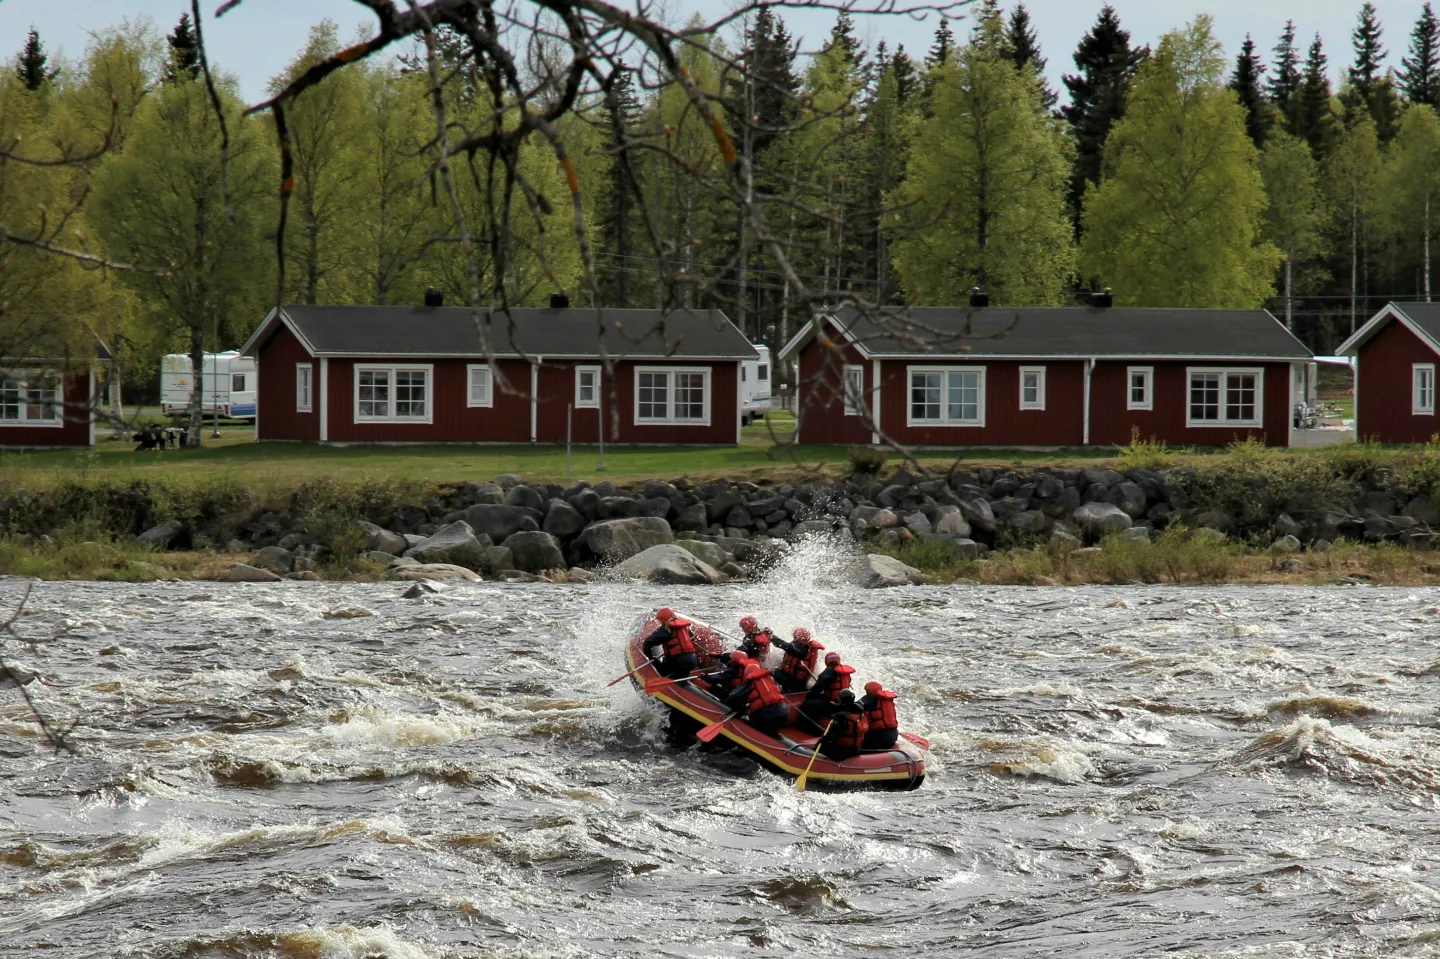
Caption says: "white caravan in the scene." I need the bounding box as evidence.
[161,351,258,420]
[740,344,771,426]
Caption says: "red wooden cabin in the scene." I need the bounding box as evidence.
[0,366,96,449]
[1338,302,1440,444]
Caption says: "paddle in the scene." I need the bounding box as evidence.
[900,731,931,750]
[795,721,835,792]
[644,674,703,694]
[606,656,657,688]
[695,711,738,743]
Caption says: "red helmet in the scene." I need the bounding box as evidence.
[656,607,675,622]
[730,651,750,665]
[752,632,771,646]
[742,663,768,680]
[793,627,812,643]
[865,681,882,695]
[740,615,759,633]
[825,651,841,665]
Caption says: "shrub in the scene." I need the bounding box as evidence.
[847,445,888,475]
[1117,426,1178,471]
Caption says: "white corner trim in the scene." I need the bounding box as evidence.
[871,359,882,445]
[319,358,329,442]
[530,361,538,442]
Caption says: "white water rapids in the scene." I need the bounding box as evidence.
[2,539,1439,957]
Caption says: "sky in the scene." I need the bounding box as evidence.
[0,0,1432,105]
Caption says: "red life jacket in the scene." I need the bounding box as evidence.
[779,640,821,682]
[744,672,786,710]
[825,665,856,702]
[864,689,898,731]
[830,711,868,750]
[663,618,696,657]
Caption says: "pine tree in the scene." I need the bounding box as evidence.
[829,11,864,73]
[1259,133,1326,328]
[1230,36,1269,148]
[926,18,954,69]
[1268,21,1302,132]
[1341,2,1400,141]
[1005,2,1057,111]
[890,44,919,105]
[599,67,645,307]
[1061,5,1145,227]
[166,13,200,82]
[15,28,56,91]
[1080,16,1280,308]
[1399,3,1440,108]
[734,6,798,155]
[1292,36,1336,158]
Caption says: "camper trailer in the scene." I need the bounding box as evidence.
[161,351,258,420]
[740,344,771,426]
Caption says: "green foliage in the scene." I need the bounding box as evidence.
[1117,427,1178,471]
[1259,132,1327,318]
[1084,525,1241,583]
[847,446,888,474]
[1081,15,1281,308]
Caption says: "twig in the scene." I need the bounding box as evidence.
[0,580,77,756]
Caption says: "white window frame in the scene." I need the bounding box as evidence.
[295,364,312,413]
[1415,363,1436,414]
[575,365,601,409]
[354,363,434,424]
[633,366,711,426]
[466,363,493,408]
[1127,366,1153,411]
[843,364,866,416]
[1185,367,1264,428]
[231,372,247,393]
[1019,366,1046,411]
[906,366,986,427]
[0,370,62,427]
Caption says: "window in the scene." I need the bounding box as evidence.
[1127,366,1153,411]
[231,373,247,393]
[466,364,493,408]
[1019,366,1046,410]
[758,364,769,381]
[1416,364,1436,414]
[575,366,600,409]
[634,367,710,424]
[741,366,747,382]
[0,373,60,426]
[296,365,312,412]
[908,367,984,426]
[1187,368,1262,427]
[355,365,432,423]
[843,365,866,416]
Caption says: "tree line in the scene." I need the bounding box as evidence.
[5,0,1440,398]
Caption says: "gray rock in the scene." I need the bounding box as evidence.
[358,520,408,556]
[1269,534,1302,554]
[677,539,727,568]
[1356,491,1398,517]
[958,497,997,534]
[367,549,399,565]
[1112,481,1148,518]
[387,563,482,582]
[871,508,901,529]
[286,570,322,581]
[505,485,546,511]
[277,532,306,551]
[706,489,746,524]
[251,545,295,574]
[401,581,440,598]
[1050,528,1082,552]
[461,504,539,542]
[1122,526,1151,543]
[1010,510,1052,535]
[1312,539,1332,552]
[137,521,183,549]
[1080,468,1115,488]
[226,563,283,583]
[853,553,925,588]
[403,533,427,548]
[1273,513,1304,540]
[903,512,933,536]
[566,566,597,583]
[720,561,747,580]
[674,503,709,532]
[1072,502,1131,538]
[614,543,725,584]
[503,530,566,572]
[493,473,524,490]
[405,521,488,567]
[542,500,587,540]
[1405,495,1440,526]
[596,496,642,520]
[934,512,971,538]
[790,520,835,538]
[639,497,673,519]
[479,545,515,574]
[926,536,984,560]
[710,535,760,561]
[583,516,674,561]
[725,505,754,528]
[1034,474,1067,499]
[389,555,419,568]
[1190,527,1227,543]
[1193,510,1234,534]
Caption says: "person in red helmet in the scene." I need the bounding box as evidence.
[724,662,790,736]
[819,690,869,761]
[801,650,855,726]
[859,681,900,749]
[699,650,750,698]
[641,607,698,679]
[738,619,774,665]
[772,627,824,693]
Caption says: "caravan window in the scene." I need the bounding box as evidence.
[758,365,769,380]
[232,373,247,393]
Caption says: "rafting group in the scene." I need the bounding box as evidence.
[641,607,901,762]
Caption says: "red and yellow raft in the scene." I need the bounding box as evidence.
[625,613,926,790]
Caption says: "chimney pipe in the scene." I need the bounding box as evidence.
[968,288,989,308]
[549,293,570,309]
[1091,288,1113,309]
[424,288,444,307]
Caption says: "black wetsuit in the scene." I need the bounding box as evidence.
[641,624,698,679]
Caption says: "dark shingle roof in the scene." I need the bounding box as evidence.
[807,306,1311,359]
[1391,303,1440,348]
[248,305,757,359]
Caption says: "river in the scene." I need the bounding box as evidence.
[1,540,1438,958]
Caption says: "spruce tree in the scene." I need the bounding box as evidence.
[599,67,644,307]
[15,28,56,91]
[1005,2,1057,111]
[890,44,919,105]
[734,6,798,155]
[1341,2,1400,141]
[166,13,201,82]
[1230,36,1269,148]
[926,18,954,69]
[1400,3,1440,108]
[1268,21,1302,132]
[1292,36,1336,157]
[1061,5,1145,227]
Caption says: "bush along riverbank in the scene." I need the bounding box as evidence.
[5,441,1440,586]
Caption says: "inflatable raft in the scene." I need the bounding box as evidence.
[625,613,926,790]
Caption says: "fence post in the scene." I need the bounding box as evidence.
[566,403,572,480]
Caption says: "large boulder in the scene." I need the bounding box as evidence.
[674,503,709,532]
[853,553,924,588]
[479,545,515,574]
[1111,481,1148,519]
[504,485,546,511]
[251,546,295,574]
[934,512,972,538]
[405,521,489,567]
[226,563,283,583]
[583,516,674,561]
[358,520,408,556]
[1404,494,1440,526]
[504,531,565,572]
[957,497,996,534]
[677,538,728,568]
[614,543,725,584]
[1010,510,1052,535]
[542,500,586,540]
[387,563,482,582]
[137,521,183,549]
[461,504,539,542]
[468,482,505,505]
[1072,502,1131,538]
[705,489,746,524]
